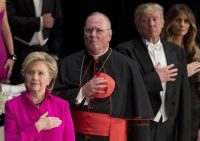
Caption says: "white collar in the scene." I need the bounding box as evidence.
[143,39,162,51]
[89,48,109,60]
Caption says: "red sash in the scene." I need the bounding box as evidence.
[71,110,127,141]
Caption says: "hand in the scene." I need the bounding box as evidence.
[0,0,5,12]
[155,63,178,82]
[4,59,14,80]
[35,111,62,132]
[82,77,107,97]
[187,61,200,77]
[42,13,54,28]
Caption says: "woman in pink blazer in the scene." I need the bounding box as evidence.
[4,52,75,141]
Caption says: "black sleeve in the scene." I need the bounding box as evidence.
[6,0,40,32]
[177,49,191,141]
[53,58,80,104]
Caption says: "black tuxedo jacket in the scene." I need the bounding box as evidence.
[115,38,191,141]
[6,0,62,56]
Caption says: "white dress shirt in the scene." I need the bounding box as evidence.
[143,39,168,123]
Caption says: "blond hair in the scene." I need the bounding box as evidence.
[134,3,164,24]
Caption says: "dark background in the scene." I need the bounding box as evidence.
[60,0,200,58]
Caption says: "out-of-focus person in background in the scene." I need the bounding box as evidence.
[0,0,15,82]
[4,52,75,141]
[6,0,62,84]
[161,4,200,141]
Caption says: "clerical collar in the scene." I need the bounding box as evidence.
[88,48,109,60]
[86,48,112,61]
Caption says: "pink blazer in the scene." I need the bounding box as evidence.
[4,90,75,141]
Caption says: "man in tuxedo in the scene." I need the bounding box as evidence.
[6,0,62,84]
[115,3,191,141]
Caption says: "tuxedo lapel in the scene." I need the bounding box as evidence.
[132,39,161,114]
[42,0,53,14]
[133,40,155,73]
[42,0,47,13]
[24,0,35,16]
[41,0,53,39]
[163,42,178,100]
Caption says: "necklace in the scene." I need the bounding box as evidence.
[79,48,113,86]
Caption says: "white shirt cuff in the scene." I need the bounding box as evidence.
[75,87,85,105]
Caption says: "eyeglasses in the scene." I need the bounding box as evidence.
[84,28,111,35]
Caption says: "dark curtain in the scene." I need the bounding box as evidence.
[60,0,199,58]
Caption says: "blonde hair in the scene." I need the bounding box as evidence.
[161,4,200,62]
[134,3,164,24]
[22,52,58,91]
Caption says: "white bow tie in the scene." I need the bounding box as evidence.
[147,43,162,52]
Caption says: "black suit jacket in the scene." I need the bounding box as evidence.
[115,38,191,141]
[6,0,62,56]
